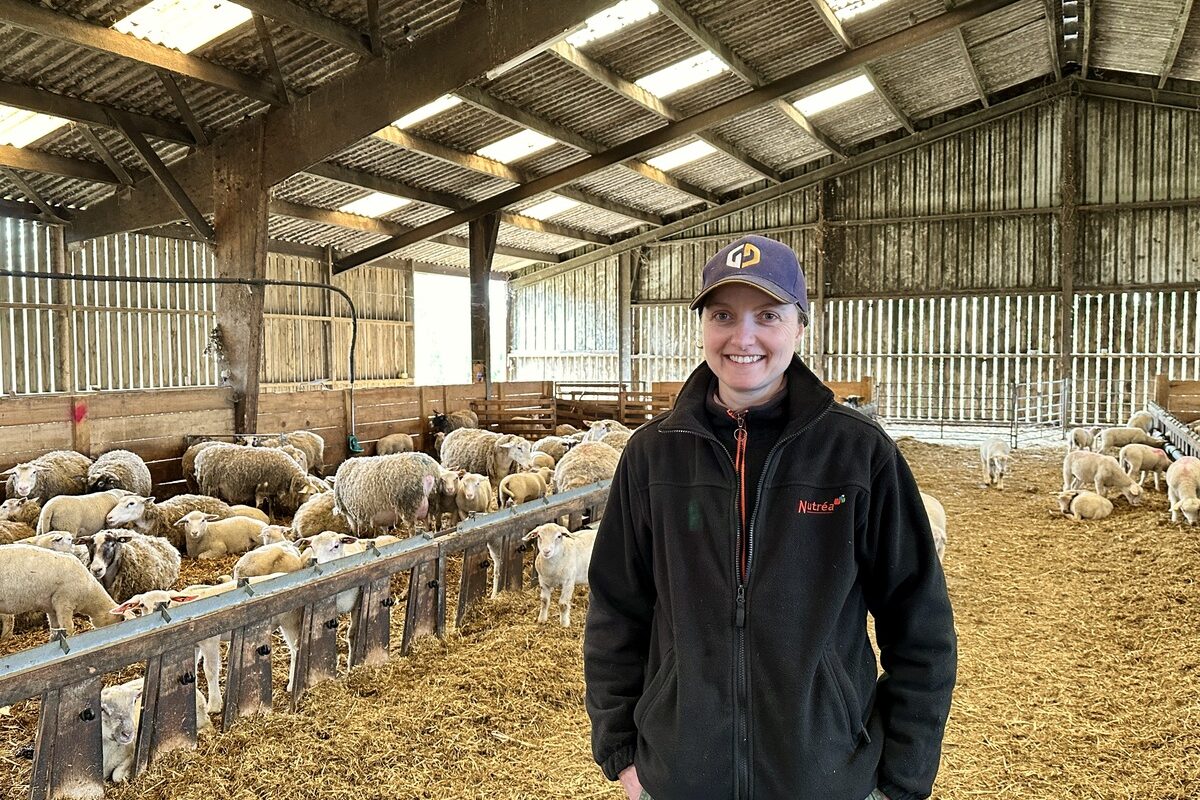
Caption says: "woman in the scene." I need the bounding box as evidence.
[584,235,956,800]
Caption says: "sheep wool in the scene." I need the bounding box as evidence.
[86,450,152,496]
[5,450,92,502]
[553,441,621,493]
[333,452,442,535]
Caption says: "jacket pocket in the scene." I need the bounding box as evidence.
[633,647,676,730]
[821,650,868,748]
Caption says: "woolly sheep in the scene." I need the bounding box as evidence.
[1096,427,1164,454]
[282,430,326,476]
[1118,444,1172,491]
[377,433,415,455]
[259,525,293,545]
[431,409,479,434]
[555,424,580,436]
[105,494,234,551]
[583,419,630,443]
[1062,451,1143,506]
[0,544,121,635]
[979,438,1011,489]
[174,512,266,560]
[1067,426,1101,452]
[291,492,352,540]
[1166,456,1200,525]
[1056,489,1114,521]
[521,522,595,627]
[919,492,947,563]
[1127,410,1155,434]
[552,441,621,493]
[531,437,571,464]
[333,452,440,535]
[0,520,34,544]
[86,450,152,496]
[233,541,307,580]
[228,504,270,524]
[427,466,460,532]
[83,530,181,603]
[194,443,314,514]
[529,452,556,470]
[456,472,495,523]
[101,677,211,782]
[499,472,548,507]
[278,444,309,473]
[599,430,632,452]
[441,428,534,491]
[3,450,91,502]
[0,496,41,527]
[36,490,131,537]
[181,440,223,493]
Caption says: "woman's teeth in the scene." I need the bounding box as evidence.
[728,355,763,364]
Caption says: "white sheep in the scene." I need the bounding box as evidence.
[1166,456,1200,525]
[101,677,211,783]
[1127,410,1155,433]
[0,496,41,527]
[1067,426,1100,452]
[277,444,309,473]
[258,525,293,545]
[1056,489,1114,521]
[552,441,621,493]
[599,430,632,452]
[456,472,495,522]
[529,451,556,470]
[83,530,181,603]
[181,440,224,492]
[440,428,534,492]
[105,494,235,551]
[1096,426,1164,454]
[292,492,353,540]
[376,433,415,455]
[1118,444,1172,490]
[919,492,946,563]
[531,437,571,464]
[174,512,267,559]
[521,522,596,627]
[1062,451,1143,506]
[86,450,152,496]
[332,452,441,535]
[228,504,270,524]
[0,519,35,544]
[979,438,1011,489]
[194,444,315,515]
[18,531,87,562]
[3,450,92,502]
[36,490,130,537]
[282,429,326,476]
[233,541,307,580]
[582,419,630,442]
[498,472,548,507]
[555,424,580,437]
[0,544,121,636]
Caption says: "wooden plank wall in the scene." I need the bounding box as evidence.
[1156,376,1200,423]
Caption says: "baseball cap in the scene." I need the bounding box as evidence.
[689,235,809,323]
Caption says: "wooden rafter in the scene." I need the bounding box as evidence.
[0,80,194,146]
[956,29,990,107]
[0,144,124,184]
[1081,0,1093,76]
[234,0,371,57]
[253,14,291,105]
[1043,0,1064,80]
[156,72,209,147]
[76,126,134,186]
[0,167,68,223]
[0,0,284,106]
[1159,0,1196,89]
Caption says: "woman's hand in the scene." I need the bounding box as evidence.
[618,764,643,800]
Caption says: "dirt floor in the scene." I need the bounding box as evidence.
[2,442,1199,798]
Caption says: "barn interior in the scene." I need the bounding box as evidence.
[1,0,1200,796]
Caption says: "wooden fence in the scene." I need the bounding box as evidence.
[1156,376,1200,424]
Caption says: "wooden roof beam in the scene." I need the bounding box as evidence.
[0,143,127,184]
[0,167,68,223]
[232,0,371,57]
[0,80,194,146]
[956,29,990,107]
[334,0,1023,272]
[1081,0,1093,76]
[76,126,134,186]
[1043,0,1064,80]
[156,72,209,147]
[0,0,285,106]
[253,14,291,105]
[1159,0,1196,89]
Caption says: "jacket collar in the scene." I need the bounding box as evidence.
[661,355,835,439]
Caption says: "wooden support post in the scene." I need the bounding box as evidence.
[290,593,340,711]
[214,117,269,434]
[496,531,526,593]
[49,227,73,394]
[813,179,838,379]
[618,250,633,384]
[1058,95,1079,396]
[134,644,201,778]
[30,677,104,800]
[350,575,393,667]
[469,212,500,395]
[456,543,492,627]
[221,616,275,730]
[400,556,443,655]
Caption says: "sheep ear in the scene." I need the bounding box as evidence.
[294,537,311,548]
[170,594,198,603]
[145,496,156,504]
[110,601,138,615]
[339,535,358,544]
[521,530,538,542]
[173,517,187,526]
[204,514,220,522]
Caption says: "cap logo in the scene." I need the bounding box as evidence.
[725,242,760,270]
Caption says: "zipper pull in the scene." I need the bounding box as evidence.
[735,585,746,628]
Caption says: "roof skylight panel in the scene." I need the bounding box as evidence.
[521,197,581,220]
[0,105,69,148]
[645,140,717,171]
[565,0,660,48]
[827,0,894,21]
[793,75,875,117]
[476,129,557,164]
[393,96,464,130]
[113,0,253,54]
[635,52,730,99]
[337,192,411,218]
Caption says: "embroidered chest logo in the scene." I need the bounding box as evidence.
[797,494,846,514]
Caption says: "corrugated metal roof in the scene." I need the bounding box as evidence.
[331,138,516,201]
[787,75,907,144]
[839,0,946,45]
[583,13,702,79]
[667,149,763,193]
[1090,0,1185,76]
[406,102,521,154]
[509,191,643,234]
[1170,11,1200,81]
[573,164,707,215]
[711,105,832,170]
[870,32,979,118]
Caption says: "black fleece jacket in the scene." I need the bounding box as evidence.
[583,356,957,800]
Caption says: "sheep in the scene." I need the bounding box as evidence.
[278,444,309,473]
[332,452,441,535]
[281,430,326,476]
[0,496,41,527]
[181,440,223,492]
[36,490,131,537]
[83,530,181,603]
[228,504,270,524]
[440,428,534,492]
[233,541,307,580]
[555,424,579,436]
[0,520,35,544]
[600,430,632,452]
[105,494,235,551]
[529,451,556,470]
[18,530,86,559]
[3,450,92,502]
[1062,451,1143,506]
[1067,426,1101,452]
[427,466,460,532]
[552,441,621,493]
[376,433,415,455]
[919,492,946,563]
[433,432,446,457]
[979,438,1012,489]
[0,544,121,636]
[456,472,495,523]
[193,443,315,515]
[499,472,548,507]
[582,419,630,443]
[1127,410,1155,434]
[522,522,596,627]
[1096,427,1164,454]
[86,450,152,496]
[1056,489,1114,521]
[1166,456,1200,525]
[533,466,555,489]
[532,436,571,464]
[101,677,211,783]
[431,409,479,434]
[1118,444,1172,490]
[291,492,352,540]
[174,512,267,560]
[259,524,293,545]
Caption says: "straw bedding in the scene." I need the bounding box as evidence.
[2,441,1199,798]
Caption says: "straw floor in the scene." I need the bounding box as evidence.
[2,441,1199,798]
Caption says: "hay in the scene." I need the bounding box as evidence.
[3,442,1199,798]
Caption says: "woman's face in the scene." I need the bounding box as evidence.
[701,283,805,407]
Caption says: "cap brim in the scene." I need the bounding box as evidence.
[689,275,794,310]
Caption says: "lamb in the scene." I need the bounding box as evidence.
[522,522,596,626]
[233,541,307,580]
[979,438,1011,489]
[441,428,534,492]
[259,525,293,545]
[1067,426,1101,452]
[427,466,460,532]
[86,450,152,496]
[1127,410,1155,434]
[555,424,580,436]
[433,432,446,457]
[332,452,441,535]
[1118,444,1172,490]
[3,450,91,502]
[105,494,235,551]
[532,436,571,464]
[1096,426,1164,454]
[83,530,181,603]
[0,519,35,544]
[431,409,479,434]
[552,441,621,493]
[919,492,947,563]
[499,472,548,507]
[0,544,121,635]
[36,490,131,537]
[456,472,495,522]
[228,504,270,524]
[281,430,326,476]
[376,433,415,455]
[1166,456,1200,525]
[174,512,267,560]
[101,677,211,783]
[18,531,87,560]
[181,440,223,492]
[1062,451,1143,506]
[529,452,556,470]
[600,430,632,452]
[0,496,41,527]
[193,443,314,515]
[582,419,630,442]
[292,492,353,540]
[1056,489,1114,521]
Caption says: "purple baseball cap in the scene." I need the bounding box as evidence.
[689,235,809,322]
